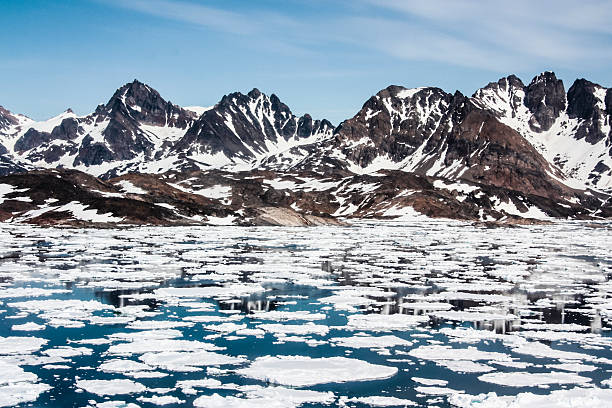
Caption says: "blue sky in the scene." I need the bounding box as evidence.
[2,0,611,124]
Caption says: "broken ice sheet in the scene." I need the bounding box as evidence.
[0,220,611,407]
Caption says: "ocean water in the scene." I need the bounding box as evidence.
[0,220,611,407]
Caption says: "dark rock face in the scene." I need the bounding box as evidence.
[14,128,52,152]
[567,79,608,144]
[524,72,566,132]
[74,136,114,166]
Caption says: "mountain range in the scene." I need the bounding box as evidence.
[0,71,610,226]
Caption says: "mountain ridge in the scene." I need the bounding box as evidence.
[0,72,611,226]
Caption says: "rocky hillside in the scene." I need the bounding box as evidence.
[0,72,610,226]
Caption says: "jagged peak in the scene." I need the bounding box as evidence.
[106,79,162,109]
[374,85,447,102]
[247,88,262,99]
[569,78,600,91]
[480,74,525,93]
[529,71,561,87]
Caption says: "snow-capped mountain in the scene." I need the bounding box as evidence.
[472,72,612,190]
[167,88,334,171]
[0,81,334,178]
[0,73,611,226]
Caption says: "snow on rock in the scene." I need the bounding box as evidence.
[237,355,398,387]
[115,180,148,195]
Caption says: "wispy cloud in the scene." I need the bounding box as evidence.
[362,0,612,69]
[98,0,612,73]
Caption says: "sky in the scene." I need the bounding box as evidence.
[2,0,611,124]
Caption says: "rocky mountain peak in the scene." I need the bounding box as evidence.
[567,78,602,120]
[524,71,566,132]
[247,88,262,99]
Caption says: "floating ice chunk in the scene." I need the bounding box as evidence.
[258,322,329,336]
[176,378,223,394]
[415,386,463,395]
[512,341,592,361]
[136,395,185,405]
[235,328,266,337]
[330,335,412,349]
[203,323,247,333]
[42,346,92,358]
[0,362,39,384]
[107,329,183,342]
[408,345,510,362]
[342,395,417,406]
[519,323,590,332]
[99,359,154,373]
[412,377,448,386]
[94,401,140,408]
[8,299,110,315]
[249,310,326,321]
[41,364,71,370]
[126,320,194,330]
[436,360,495,373]
[478,371,591,387]
[0,287,70,299]
[0,382,52,407]
[125,371,168,379]
[154,284,264,299]
[450,388,612,408]
[0,336,48,354]
[346,313,428,331]
[139,350,246,371]
[193,386,335,408]
[238,355,397,387]
[76,379,147,396]
[107,339,221,355]
[88,316,135,325]
[546,363,598,372]
[11,322,46,331]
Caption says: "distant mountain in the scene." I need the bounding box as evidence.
[0,72,611,226]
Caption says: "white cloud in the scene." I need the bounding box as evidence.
[99,0,612,72]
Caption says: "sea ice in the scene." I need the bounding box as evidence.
[238,355,398,386]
